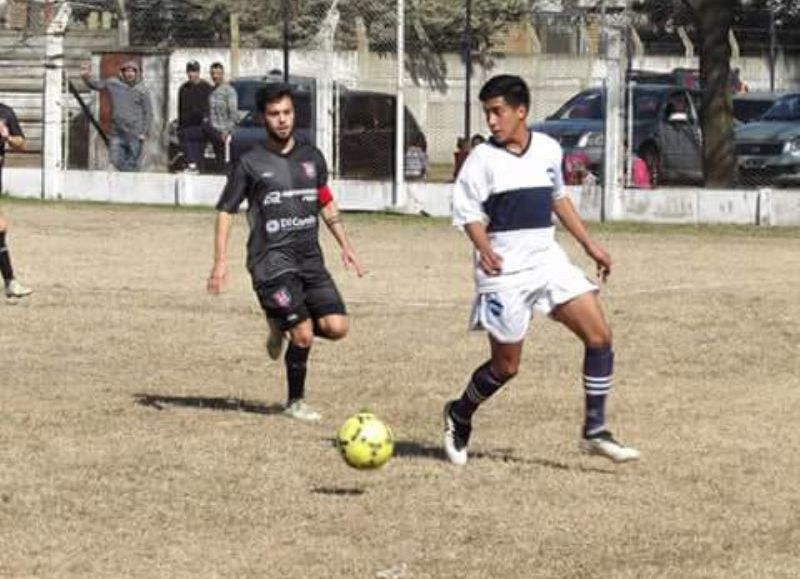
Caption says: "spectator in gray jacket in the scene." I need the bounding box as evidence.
[207,62,238,171]
[80,60,152,172]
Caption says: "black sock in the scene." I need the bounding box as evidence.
[452,361,508,422]
[0,231,14,284]
[285,343,311,404]
[583,346,614,436]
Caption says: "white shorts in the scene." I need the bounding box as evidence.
[469,245,597,343]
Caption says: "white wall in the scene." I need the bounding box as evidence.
[4,167,800,226]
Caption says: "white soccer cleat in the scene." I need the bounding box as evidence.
[580,430,640,463]
[5,279,32,298]
[266,320,284,361]
[443,401,471,466]
[283,399,321,423]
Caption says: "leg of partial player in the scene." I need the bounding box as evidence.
[443,338,521,466]
[281,319,320,422]
[0,217,31,298]
[551,292,640,463]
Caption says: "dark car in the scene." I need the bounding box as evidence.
[185,77,427,179]
[735,92,800,185]
[531,84,703,186]
[334,88,427,179]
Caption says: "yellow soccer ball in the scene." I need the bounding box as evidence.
[336,411,394,469]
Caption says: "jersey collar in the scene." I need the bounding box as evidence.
[488,130,532,158]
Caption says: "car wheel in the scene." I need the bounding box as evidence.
[640,146,661,188]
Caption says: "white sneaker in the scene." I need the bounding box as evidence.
[443,401,471,466]
[5,279,32,298]
[185,163,199,174]
[266,319,284,360]
[580,430,640,463]
[283,399,321,422]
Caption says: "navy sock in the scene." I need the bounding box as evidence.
[285,343,311,404]
[0,231,14,284]
[452,361,507,422]
[583,346,614,435]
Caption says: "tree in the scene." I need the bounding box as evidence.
[124,0,533,89]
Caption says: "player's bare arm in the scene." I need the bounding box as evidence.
[464,222,502,276]
[320,200,366,277]
[207,211,233,293]
[552,196,612,282]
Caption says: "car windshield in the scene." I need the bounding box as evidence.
[761,95,800,121]
[552,92,603,120]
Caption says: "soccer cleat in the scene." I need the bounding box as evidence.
[580,430,640,463]
[283,399,321,422]
[266,319,284,361]
[442,401,471,466]
[5,280,32,298]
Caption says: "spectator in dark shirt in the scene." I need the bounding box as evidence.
[178,60,212,173]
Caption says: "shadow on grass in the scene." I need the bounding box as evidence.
[134,393,284,415]
[323,438,616,474]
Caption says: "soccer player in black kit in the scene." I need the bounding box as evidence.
[207,83,365,422]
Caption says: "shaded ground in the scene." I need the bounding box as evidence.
[1,201,799,578]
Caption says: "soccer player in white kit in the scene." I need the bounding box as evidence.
[443,75,640,466]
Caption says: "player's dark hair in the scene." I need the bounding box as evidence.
[256,82,294,112]
[479,75,530,111]
[210,62,224,71]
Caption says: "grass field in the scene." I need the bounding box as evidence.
[1,200,799,578]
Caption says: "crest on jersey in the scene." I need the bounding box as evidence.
[271,288,292,309]
[301,161,316,179]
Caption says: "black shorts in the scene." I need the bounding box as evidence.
[254,269,346,331]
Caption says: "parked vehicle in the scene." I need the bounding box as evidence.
[531,84,703,186]
[167,73,427,179]
[732,92,781,125]
[735,92,800,186]
[335,88,427,179]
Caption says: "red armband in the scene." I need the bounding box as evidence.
[318,185,334,207]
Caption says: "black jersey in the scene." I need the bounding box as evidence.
[0,103,24,160]
[216,141,333,283]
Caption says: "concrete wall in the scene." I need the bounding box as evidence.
[4,167,800,226]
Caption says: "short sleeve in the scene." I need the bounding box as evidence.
[314,149,333,206]
[547,138,566,200]
[314,149,329,188]
[215,160,250,213]
[452,151,489,228]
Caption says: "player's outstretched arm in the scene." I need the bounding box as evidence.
[320,200,366,277]
[552,196,612,282]
[207,211,233,293]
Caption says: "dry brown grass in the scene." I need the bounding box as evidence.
[1,201,799,579]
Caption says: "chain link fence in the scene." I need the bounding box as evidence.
[2,1,800,205]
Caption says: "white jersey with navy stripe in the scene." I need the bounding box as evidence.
[452,131,567,292]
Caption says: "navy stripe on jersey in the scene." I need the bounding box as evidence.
[482,187,554,232]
